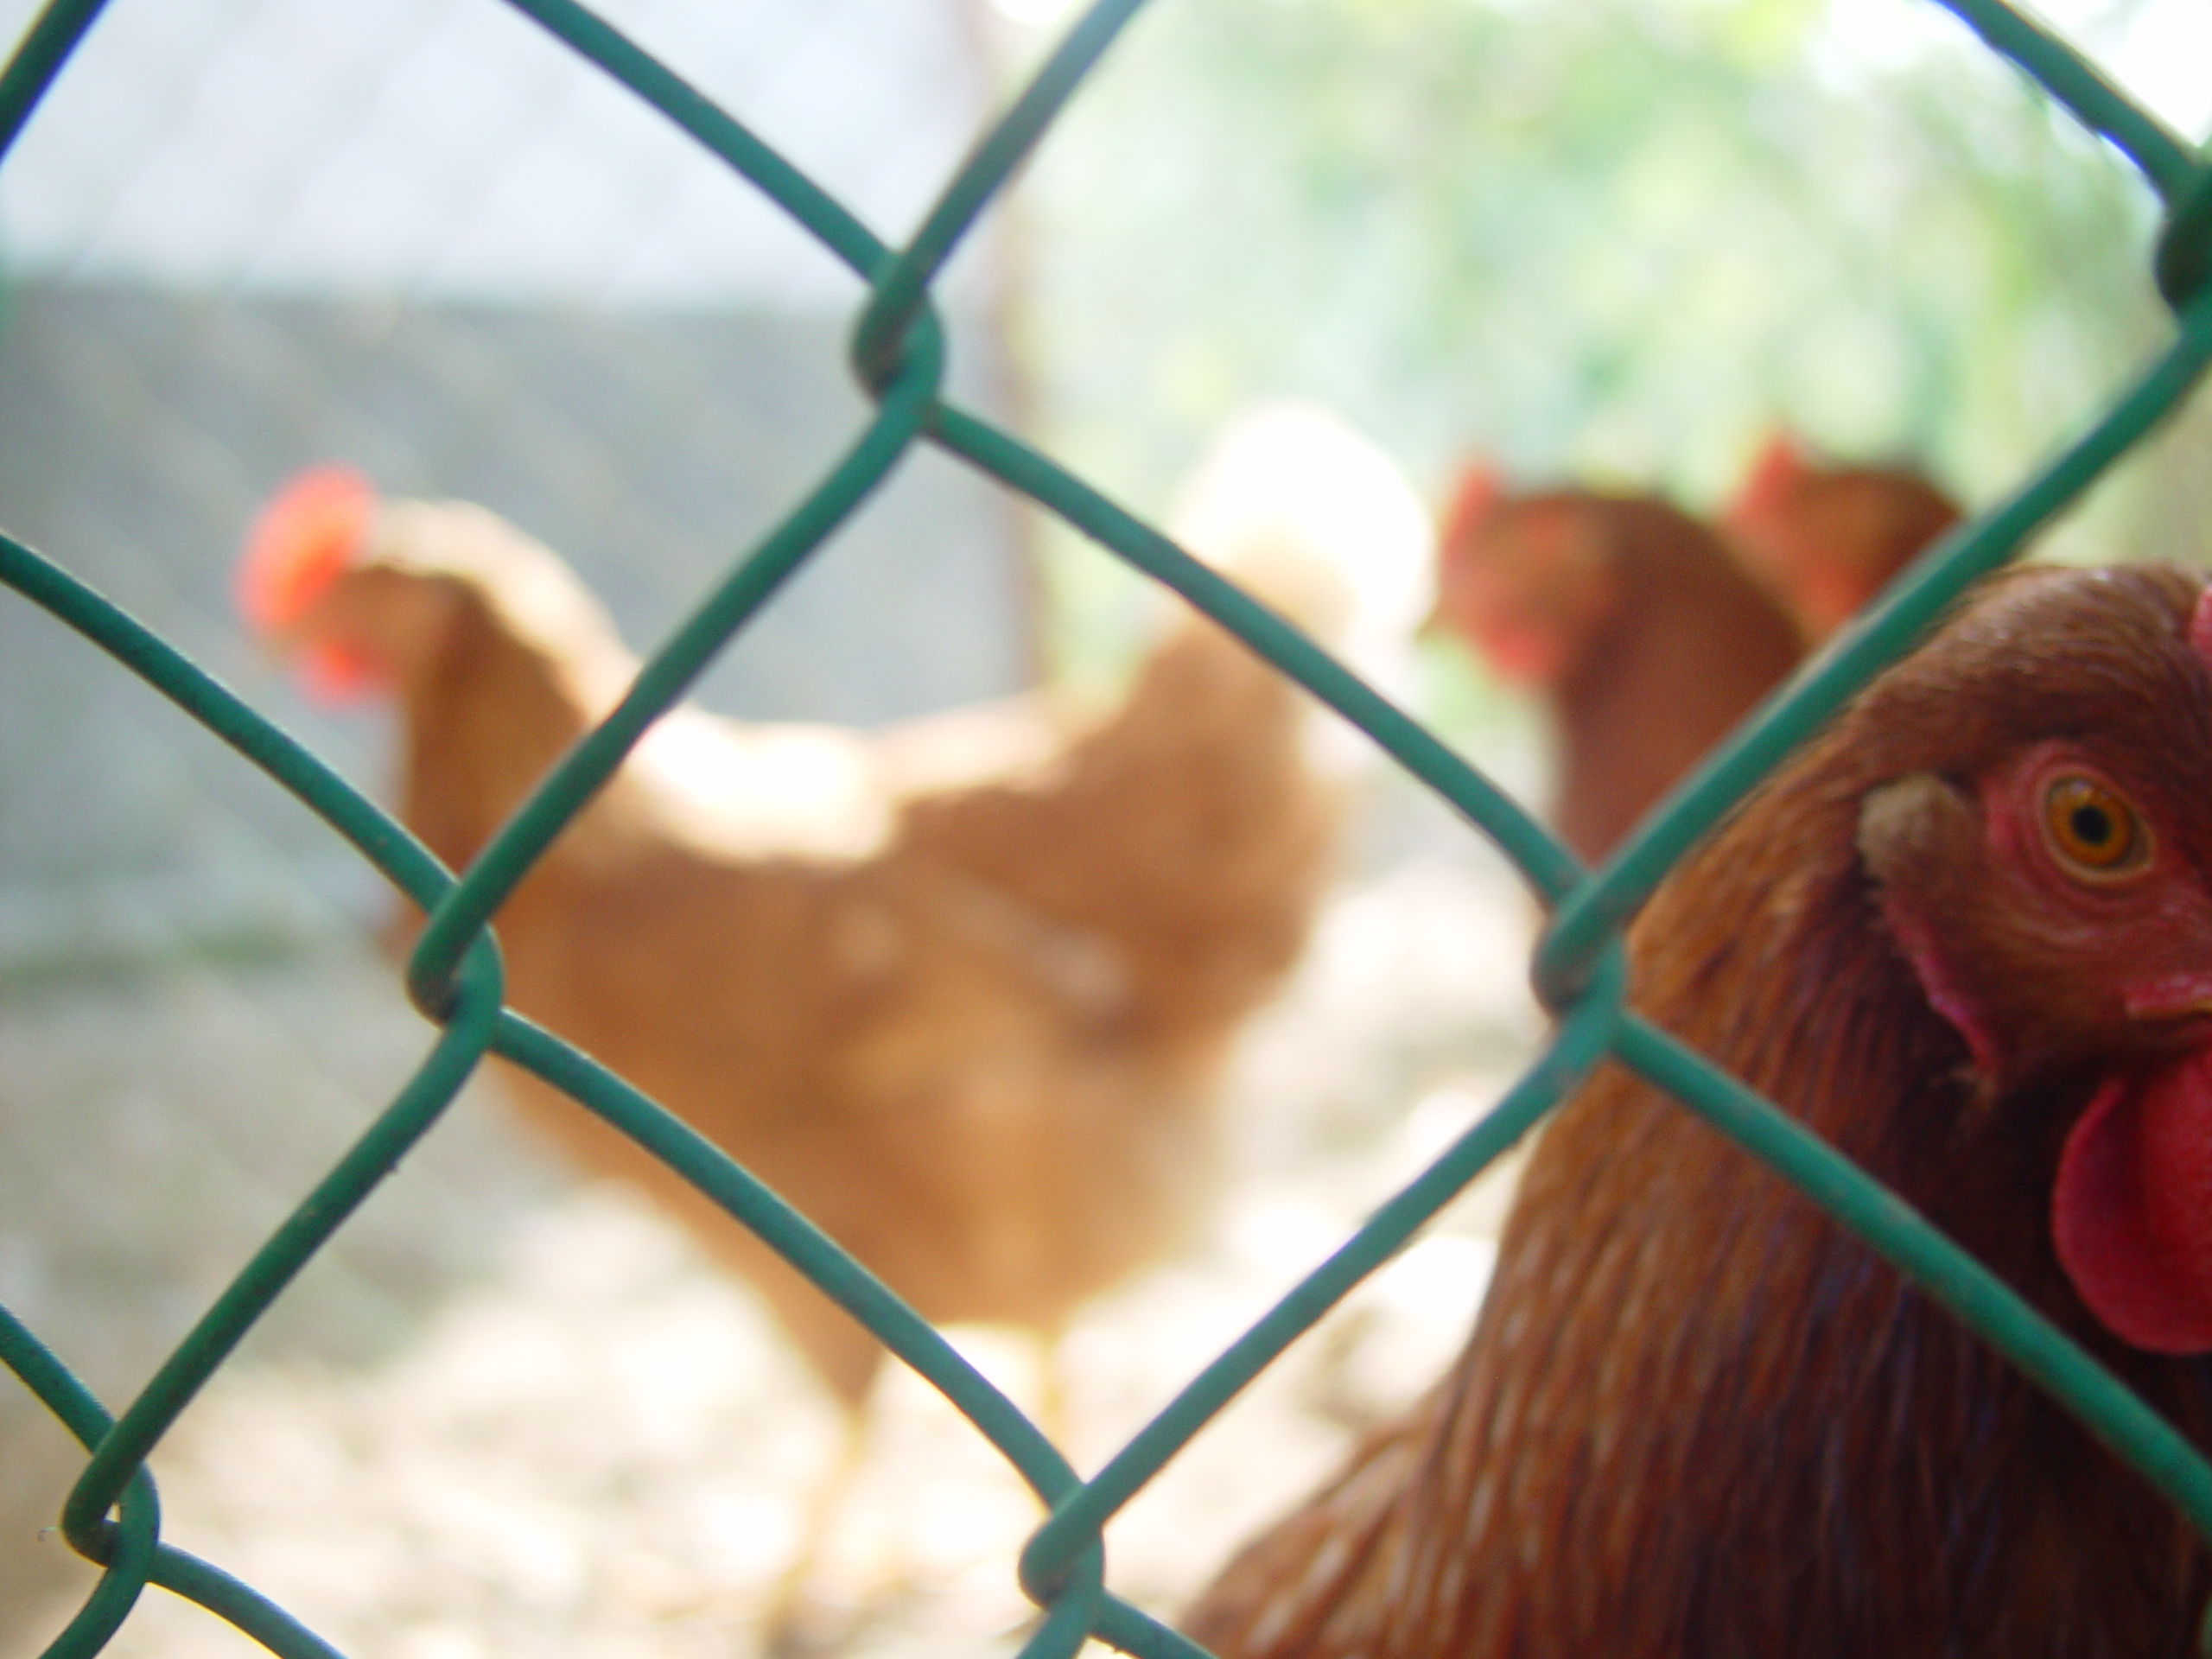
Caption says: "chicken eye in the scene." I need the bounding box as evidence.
[2041,775,2151,879]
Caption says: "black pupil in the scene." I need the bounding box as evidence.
[2070,803,2115,848]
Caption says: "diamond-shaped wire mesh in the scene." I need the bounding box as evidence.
[3,0,2212,1656]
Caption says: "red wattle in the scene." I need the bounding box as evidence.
[296,639,379,705]
[2054,1048,2212,1355]
[1472,620,1567,687]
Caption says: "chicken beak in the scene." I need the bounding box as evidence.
[2122,974,2212,1027]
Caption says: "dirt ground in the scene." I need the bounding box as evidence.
[1,772,1548,1659]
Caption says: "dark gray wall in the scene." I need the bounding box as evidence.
[0,280,1033,977]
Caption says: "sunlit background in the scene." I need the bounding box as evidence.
[2,0,2208,1654]
[1009,0,2212,709]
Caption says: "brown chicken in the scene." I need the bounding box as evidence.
[1726,432,1965,644]
[1429,462,1803,863]
[234,411,1421,1437]
[1186,561,2212,1657]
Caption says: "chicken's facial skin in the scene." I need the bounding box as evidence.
[1860,743,2212,1096]
[1859,732,2212,1363]
[1840,573,2212,1362]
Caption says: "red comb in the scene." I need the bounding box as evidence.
[1439,459,1503,555]
[237,465,376,632]
[1728,432,1808,528]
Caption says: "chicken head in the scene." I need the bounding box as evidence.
[1726,432,1962,641]
[1429,461,1623,687]
[1855,569,2212,1357]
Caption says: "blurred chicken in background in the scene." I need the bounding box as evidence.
[1725,432,1965,645]
[234,403,1429,1627]
[1427,461,1802,864]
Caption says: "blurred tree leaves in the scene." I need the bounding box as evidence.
[1013,0,2205,640]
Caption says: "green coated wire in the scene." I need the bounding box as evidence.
[2156,159,2212,313]
[1933,0,2196,201]
[422,0,1169,1004]
[0,1307,345,1659]
[134,1555,344,1659]
[500,0,890,281]
[1535,288,2212,1006]
[493,1014,1084,1507]
[0,514,1085,1635]
[0,0,110,160]
[4,0,2212,1649]
[404,321,943,1011]
[1019,942,1625,1599]
[927,404,1586,901]
[1094,1598,1222,1659]
[60,943,505,1550]
[1617,1018,2212,1554]
[0,527,499,1586]
[853,0,1152,390]
[1019,1545,1109,1659]
[0,1306,161,1658]
[0,535,449,910]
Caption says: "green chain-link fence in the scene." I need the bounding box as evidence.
[3,0,2212,1654]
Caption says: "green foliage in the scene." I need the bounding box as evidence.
[1020,0,2191,601]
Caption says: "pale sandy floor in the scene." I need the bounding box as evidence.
[2,783,1546,1659]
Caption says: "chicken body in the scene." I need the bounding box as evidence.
[1431,472,1803,862]
[241,466,1378,1412]
[1188,563,2212,1657]
[1726,434,1964,644]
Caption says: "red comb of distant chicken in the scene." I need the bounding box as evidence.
[1728,432,1808,530]
[237,465,379,702]
[237,465,375,634]
[1439,459,1503,554]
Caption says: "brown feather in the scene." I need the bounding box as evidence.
[1726,444,1964,645]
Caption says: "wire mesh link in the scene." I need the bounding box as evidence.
[2,0,2211,1655]
[1942,0,2199,200]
